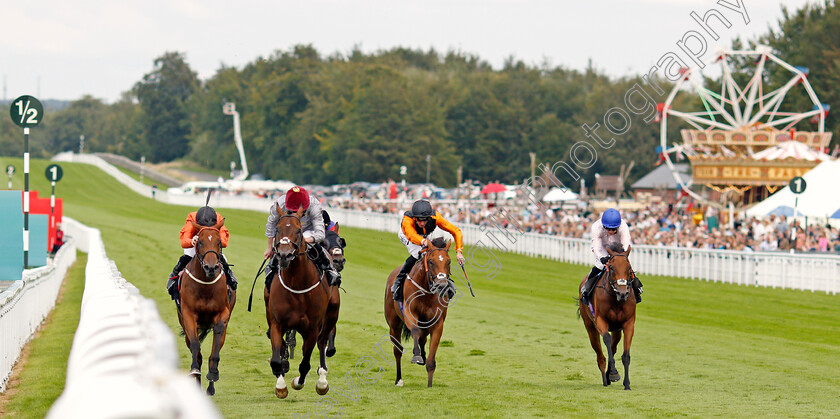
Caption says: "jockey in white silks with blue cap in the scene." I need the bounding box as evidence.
[580,208,643,306]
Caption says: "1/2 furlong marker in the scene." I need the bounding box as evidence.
[9,95,44,268]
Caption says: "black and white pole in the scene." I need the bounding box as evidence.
[10,95,44,269]
[788,176,807,254]
[45,165,63,246]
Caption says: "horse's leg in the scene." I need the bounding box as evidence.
[284,330,296,359]
[315,324,330,395]
[596,317,615,387]
[206,313,230,396]
[182,311,203,385]
[389,326,404,387]
[622,320,635,391]
[581,305,607,385]
[418,335,427,365]
[292,330,317,391]
[409,327,425,365]
[425,323,445,388]
[269,320,289,398]
[608,330,622,382]
[326,328,337,358]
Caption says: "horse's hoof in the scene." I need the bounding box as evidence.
[624,386,631,391]
[316,383,329,395]
[326,347,336,357]
[189,368,200,377]
[411,355,424,365]
[207,371,219,382]
[609,372,621,382]
[275,376,288,399]
[395,379,404,387]
[316,368,329,395]
[292,377,304,390]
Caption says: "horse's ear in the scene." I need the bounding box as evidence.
[295,207,305,218]
[625,245,631,256]
[339,238,346,248]
[214,217,225,229]
[606,247,616,256]
[445,240,452,252]
[275,203,282,215]
[190,220,201,231]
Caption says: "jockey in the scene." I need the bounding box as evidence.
[264,186,341,290]
[580,208,643,306]
[391,199,465,301]
[166,206,238,300]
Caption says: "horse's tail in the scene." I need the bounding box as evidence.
[574,297,582,320]
[198,327,211,343]
[401,323,411,342]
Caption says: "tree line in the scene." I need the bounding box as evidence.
[1,1,836,189]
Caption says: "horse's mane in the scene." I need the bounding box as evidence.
[431,237,447,249]
[608,242,625,254]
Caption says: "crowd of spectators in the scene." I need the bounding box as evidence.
[325,198,840,254]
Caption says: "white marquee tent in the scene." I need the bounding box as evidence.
[746,159,840,219]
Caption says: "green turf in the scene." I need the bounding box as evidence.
[115,166,169,189]
[1,252,85,418]
[2,156,839,418]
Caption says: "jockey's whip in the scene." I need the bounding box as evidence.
[247,257,269,312]
[459,261,476,297]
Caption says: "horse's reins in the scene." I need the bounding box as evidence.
[409,247,451,295]
[271,213,329,293]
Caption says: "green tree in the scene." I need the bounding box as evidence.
[133,52,200,162]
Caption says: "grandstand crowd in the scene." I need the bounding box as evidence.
[326,198,840,254]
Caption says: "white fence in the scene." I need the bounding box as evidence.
[0,234,76,392]
[54,152,840,294]
[46,217,219,418]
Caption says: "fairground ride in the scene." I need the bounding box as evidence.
[658,45,832,209]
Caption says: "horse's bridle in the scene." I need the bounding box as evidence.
[273,214,306,259]
[195,226,223,272]
[602,254,633,294]
[420,247,454,296]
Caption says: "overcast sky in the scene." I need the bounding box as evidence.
[0,0,819,103]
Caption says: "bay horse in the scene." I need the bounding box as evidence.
[384,237,456,387]
[578,243,636,390]
[176,219,236,396]
[285,228,346,359]
[265,206,336,398]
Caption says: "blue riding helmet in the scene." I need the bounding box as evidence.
[601,208,622,229]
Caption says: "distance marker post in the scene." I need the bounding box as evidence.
[9,95,44,268]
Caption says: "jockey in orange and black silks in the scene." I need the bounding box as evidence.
[166,206,238,300]
[391,199,465,302]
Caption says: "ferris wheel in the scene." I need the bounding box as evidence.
[658,45,831,207]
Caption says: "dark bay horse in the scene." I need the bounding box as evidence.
[285,229,346,359]
[385,237,456,387]
[266,206,336,398]
[578,244,637,390]
[176,219,236,396]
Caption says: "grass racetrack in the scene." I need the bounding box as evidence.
[3,157,839,418]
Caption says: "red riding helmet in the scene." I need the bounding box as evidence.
[285,186,310,211]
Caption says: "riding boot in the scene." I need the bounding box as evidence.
[264,258,277,291]
[633,274,643,304]
[167,254,193,300]
[392,255,418,301]
[580,266,603,306]
[221,254,238,290]
[318,245,342,286]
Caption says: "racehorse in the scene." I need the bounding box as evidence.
[285,228,346,359]
[578,243,637,390]
[266,206,336,398]
[384,237,456,387]
[176,219,236,396]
